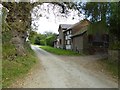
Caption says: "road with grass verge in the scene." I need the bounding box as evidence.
[11,45,118,88]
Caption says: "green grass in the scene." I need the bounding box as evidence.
[40,46,81,56]
[2,43,37,88]
[100,59,118,78]
[2,31,37,88]
[2,53,37,88]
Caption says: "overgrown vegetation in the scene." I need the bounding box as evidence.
[2,29,35,87]
[2,52,37,88]
[109,40,120,50]
[100,59,118,78]
[1,5,37,88]
[2,31,37,88]
[40,46,81,56]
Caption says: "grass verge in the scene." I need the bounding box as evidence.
[40,46,81,56]
[2,31,37,88]
[2,54,37,88]
[100,58,118,78]
[2,44,37,88]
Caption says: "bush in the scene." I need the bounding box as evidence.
[109,40,120,50]
[46,36,56,47]
[34,36,41,45]
[40,40,45,45]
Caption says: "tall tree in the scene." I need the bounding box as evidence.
[108,2,120,49]
[81,2,110,23]
[2,2,33,41]
[109,2,119,40]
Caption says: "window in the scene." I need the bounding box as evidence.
[66,40,71,45]
[67,31,69,35]
[68,40,70,44]
[65,36,67,40]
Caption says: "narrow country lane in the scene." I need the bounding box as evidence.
[11,45,118,88]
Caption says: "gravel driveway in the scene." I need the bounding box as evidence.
[11,45,118,88]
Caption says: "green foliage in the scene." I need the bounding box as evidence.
[40,46,80,56]
[33,34,46,45]
[108,2,120,50]
[34,36,41,45]
[2,31,15,61]
[100,59,118,78]
[2,29,37,88]
[46,35,56,47]
[109,2,120,40]
[82,2,109,22]
[29,31,57,46]
[2,52,37,88]
[109,40,120,50]
[29,31,47,45]
[2,30,12,43]
[28,31,37,44]
[40,39,45,45]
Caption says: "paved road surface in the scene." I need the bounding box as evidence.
[11,45,118,88]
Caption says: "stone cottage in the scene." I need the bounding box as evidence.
[54,19,109,54]
[70,19,90,53]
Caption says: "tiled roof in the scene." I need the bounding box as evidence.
[71,21,89,37]
[71,29,87,37]
[68,19,90,30]
[59,24,73,29]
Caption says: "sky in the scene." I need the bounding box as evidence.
[31,3,85,34]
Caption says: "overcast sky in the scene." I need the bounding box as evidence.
[31,3,85,34]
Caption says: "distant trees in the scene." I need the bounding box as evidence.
[29,31,57,47]
[34,36,41,45]
[29,31,45,45]
[46,34,56,46]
